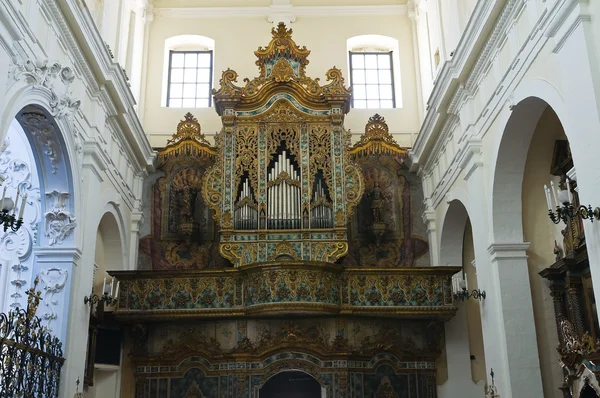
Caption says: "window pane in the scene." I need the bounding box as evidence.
[169,98,182,107]
[365,70,378,84]
[183,84,196,98]
[196,98,210,108]
[351,53,364,69]
[184,53,197,68]
[378,70,392,84]
[182,98,195,108]
[353,85,366,100]
[380,85,393,100]
[169,83,183,98]
[354,99,367,109]
[171,53,184,68]
[197,68,211,83]
[380,100,394,108]
[198,54,211,68]
[367,99,380,109]
[197,83,210,98]
[352,69,365,84]
[170,68,183,83]
[378,54,391,69]
[184,69,197,83]
[366,85,379,99]
[365,54,378,69]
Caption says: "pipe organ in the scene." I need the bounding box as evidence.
[203,23,363,267]
[266,150,302,229]
[235,177,258,230]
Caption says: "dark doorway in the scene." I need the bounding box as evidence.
[260,371,322,398]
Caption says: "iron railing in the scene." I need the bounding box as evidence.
[0,279,65,398]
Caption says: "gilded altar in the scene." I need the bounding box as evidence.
[116,23,459,398]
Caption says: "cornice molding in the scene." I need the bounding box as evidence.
[154,5,407,19]
[487,242,531,260]
[44,0,156,171]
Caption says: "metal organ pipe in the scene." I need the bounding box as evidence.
[265,149,305,230]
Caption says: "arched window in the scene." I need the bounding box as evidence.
[347,35,402,109]
[161,35,215,108]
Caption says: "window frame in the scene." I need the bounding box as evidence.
[166,50,214,108]
[348,50,396,109]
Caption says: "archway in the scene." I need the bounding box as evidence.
[0,104,76,331]
[260,371,322,398]
[492,96,583,397]
[85,210,125,395]
[437,199,485,397]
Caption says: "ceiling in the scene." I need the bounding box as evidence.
[151,0,409,8]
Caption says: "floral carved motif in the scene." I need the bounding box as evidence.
[9,57,81,118]
[38,267,68,330]
[44,191,76,246]
[20,111,61,174]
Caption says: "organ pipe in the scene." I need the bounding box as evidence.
[266,149,303,229]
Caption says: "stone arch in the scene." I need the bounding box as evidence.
[0,81,81,246]
[439,197,470,267]
[0,83,79,338]
[489,79,577,243]
[96,211,125,271]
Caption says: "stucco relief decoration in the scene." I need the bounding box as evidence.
[0,228,32,309]
[44,191,76,246]
[38,268,68,330]
[0,133,41,310]
[20,111,61,174]
[9,57,81,118]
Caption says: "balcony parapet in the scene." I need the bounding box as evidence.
[109,263,460,322]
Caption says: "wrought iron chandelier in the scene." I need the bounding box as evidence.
[0,186,27,232]
[545,179,600,224]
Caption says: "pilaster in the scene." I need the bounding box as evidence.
[486,242,543,398]
[33,247,81,344]
[422,208,439,266]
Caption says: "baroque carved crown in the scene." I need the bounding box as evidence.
[202,23,364,267]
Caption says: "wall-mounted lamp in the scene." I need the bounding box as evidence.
[545,179,600,224]
[0,186,27,232]
[452,271,486,302]
[485,368,499,398]
[84,277,120,307]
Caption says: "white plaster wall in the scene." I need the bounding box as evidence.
[411,0,600,397]
[0,1,154,397]
[142,11,421,148]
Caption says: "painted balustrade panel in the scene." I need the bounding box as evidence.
[111,265,458,318]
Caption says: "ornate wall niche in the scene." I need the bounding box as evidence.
[344,115,429,267]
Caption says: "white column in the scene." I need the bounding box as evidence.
[464,152,543,397]
[422,208,439,266]
[128,211,144,270]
